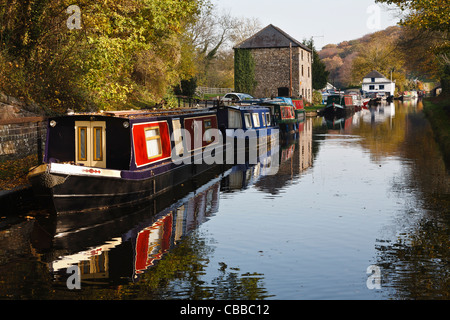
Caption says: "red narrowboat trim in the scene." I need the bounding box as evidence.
[183,115,218,152]
[292,99,304,109]
[134,213,173,274]
[281,106,295,120]
[344,96,353,106]
[132,121,172,168]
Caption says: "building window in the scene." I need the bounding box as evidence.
[301,50,304,61]
[369,85,375,90]
[302,65,304,76]
[308,66,310,78]
[379,85,385,90]
[371,78,375,82]
[145,127,162,159]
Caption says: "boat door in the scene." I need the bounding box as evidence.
[75,121,107,168]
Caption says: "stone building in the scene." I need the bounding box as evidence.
[234,24,313,101]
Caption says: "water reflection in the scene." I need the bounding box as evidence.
[1,101,449,299]
[255,119,314,196]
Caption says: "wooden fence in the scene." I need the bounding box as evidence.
[195,87,234,96]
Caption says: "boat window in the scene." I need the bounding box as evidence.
[228,110,242,128]
[204,119,213,143]
[93,127,103,161]
[172,119,184,155]
[261,112,266,127]
[281,107,287,119]
[265,113,271,126]
[244,113,252,128]
[145,127,162,159]
[78,127,87,161]
[252,113,260,127]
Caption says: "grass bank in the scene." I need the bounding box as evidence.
[423,95,450,166]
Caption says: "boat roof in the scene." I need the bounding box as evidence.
[60,108,216,120]
[224,104,271,111]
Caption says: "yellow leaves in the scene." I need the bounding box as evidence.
[0,155,37,190]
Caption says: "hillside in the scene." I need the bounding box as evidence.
[319,26,403,89]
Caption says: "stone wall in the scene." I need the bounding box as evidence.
[249,47,313,101]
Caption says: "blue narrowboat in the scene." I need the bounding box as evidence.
[28,108,224,214]
[216,104,278,145]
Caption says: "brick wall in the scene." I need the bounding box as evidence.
[0,94,46,162]
[0,120,46,162]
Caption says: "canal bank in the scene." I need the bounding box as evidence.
[423,96,450,166]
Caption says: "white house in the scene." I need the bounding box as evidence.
[362,70,395,97]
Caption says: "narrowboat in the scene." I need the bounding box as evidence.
[319,94,354,118]
[257,98,300,137]
[290,98,306,125]
[28,108,224,214]
[216,104,278,153]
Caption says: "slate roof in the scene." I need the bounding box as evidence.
[364,70,388,79]
[234,24,312,52]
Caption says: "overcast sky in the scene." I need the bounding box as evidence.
[212,0,401,50]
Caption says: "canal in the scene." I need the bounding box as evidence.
[0,100,449,300]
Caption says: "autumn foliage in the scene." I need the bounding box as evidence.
[0,0,200,113]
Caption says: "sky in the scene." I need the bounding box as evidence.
[211,0,401,50]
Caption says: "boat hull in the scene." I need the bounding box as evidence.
[29,160,222,214]
[320,105,354,118]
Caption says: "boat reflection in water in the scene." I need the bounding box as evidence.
[43,141,286,285]
[47,165,228,284]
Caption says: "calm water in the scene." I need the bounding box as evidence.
[1,100,449,300]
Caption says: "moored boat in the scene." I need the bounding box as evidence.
[319,94,354,118]
[28,108,224,214]
[216,104,278,152]
[257,98,300,138]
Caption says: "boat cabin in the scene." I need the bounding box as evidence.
[216,105,273,134]
[257,99,299,136]
[326,94,343,106]
[44,108,219,171]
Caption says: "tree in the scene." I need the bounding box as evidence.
[323,55,343,87]
[376,0,450,32]
[0,0,201,112]
[303,39,329,90]
[350,30,407,92]
[376,0,450,94]
[184,2,240,87]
